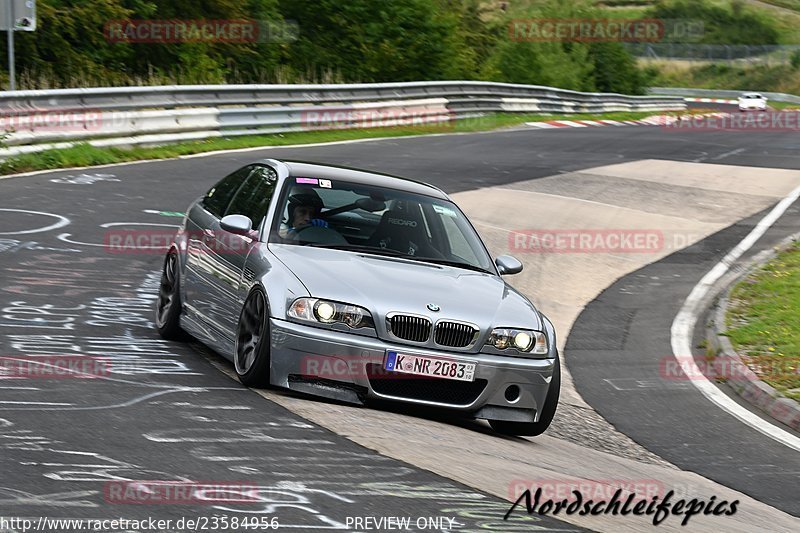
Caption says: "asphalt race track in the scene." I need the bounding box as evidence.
[568,205,800,515]
[1,113,799,531]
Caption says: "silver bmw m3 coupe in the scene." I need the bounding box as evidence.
[155,159,560,436]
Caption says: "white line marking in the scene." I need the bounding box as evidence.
[0,209,71,236]
[0,401,72,406]
[712,148,746,161]
[671,184,800,452]
[56,232,169,249]
[100,222,180,228]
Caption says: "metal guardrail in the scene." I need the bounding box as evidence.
[0,81,685,158]
[650,87,800,104]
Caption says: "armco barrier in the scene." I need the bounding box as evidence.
[650,87,800,104]
[0,81,685,158]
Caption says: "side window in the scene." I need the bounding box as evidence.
[225,165,278,230]
[202,165,254,217]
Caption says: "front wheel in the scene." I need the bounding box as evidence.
[155,251,185,340]
[234,287,272,387]
[489,354,561,437]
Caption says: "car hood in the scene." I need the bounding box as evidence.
[269,244,542,330]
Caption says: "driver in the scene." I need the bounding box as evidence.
[279,191,329,239]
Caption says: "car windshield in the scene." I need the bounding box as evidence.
[268,176,496,274]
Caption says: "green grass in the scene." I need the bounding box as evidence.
[726,241,800,401]
[766,100,800,109]
[0,110,682,175]
[649,61,800,95]
[594,0,800,43]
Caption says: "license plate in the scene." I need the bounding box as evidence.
[385,351,475,382]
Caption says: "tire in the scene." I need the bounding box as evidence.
[234,287,272,387]
[489,354,561,437]
[155,250,185,340]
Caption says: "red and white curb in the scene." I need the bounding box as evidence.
[685,97,739,104]
[525,112,730,129]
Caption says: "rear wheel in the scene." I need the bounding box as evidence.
[234,287,271,387]
[489,354,561,437]
[155,251,184,340]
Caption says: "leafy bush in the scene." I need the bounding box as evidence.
[277,0,462,82]
[589,42,647,94]
[482,0,647,93]
[0,0,645,92]
[648,0,780,45]
[791,50,800,69]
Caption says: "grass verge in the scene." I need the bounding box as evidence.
[0,110,686,176]
[726,240,800,401]
[648,61,800,96]
[767,100,800,110]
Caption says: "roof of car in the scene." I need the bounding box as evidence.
[257,159,449,200]
[741,92,763,97]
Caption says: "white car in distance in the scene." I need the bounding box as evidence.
[738,92,768,112]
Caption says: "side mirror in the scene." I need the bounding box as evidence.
[495,255,523,275]
[220,214,253,235]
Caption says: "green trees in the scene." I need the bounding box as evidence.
[13,0,134,86]
[2,0,650,93]
[588,42,647,94]
[648,0,780,45]
[277,0,458,82]
[481,0,648,93]
[8,0,284,86]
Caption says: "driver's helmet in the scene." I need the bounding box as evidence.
[287,189,324,225]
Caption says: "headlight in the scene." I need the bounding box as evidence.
[288,298,374,329]
[487,328,548,354]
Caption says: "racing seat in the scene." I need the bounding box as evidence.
[366,207,441,257]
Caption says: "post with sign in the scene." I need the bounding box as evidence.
[1,1,36,91]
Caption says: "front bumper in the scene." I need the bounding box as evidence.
[269,318,556,422]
